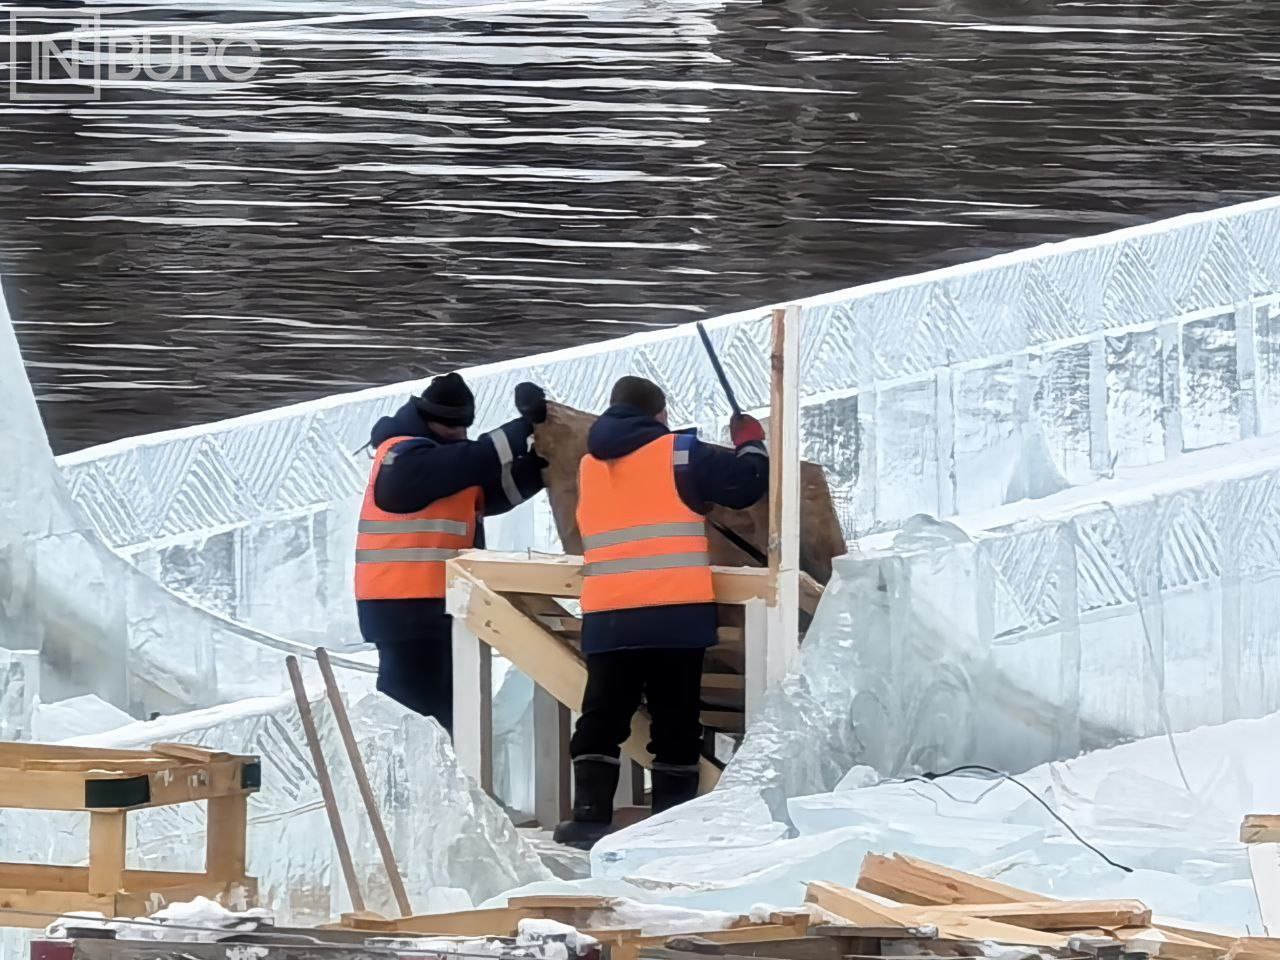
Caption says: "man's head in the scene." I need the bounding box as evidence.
[610,375,668,425]
[413,372,475,441]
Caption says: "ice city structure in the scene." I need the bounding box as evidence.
[6,196,1280,931]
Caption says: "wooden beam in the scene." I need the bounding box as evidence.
[451,552,774,605]
[804,881,913,928]
[701,673,745,691]
[766,305,802,681]
[87,811,127,895]
[205,793,248,881]
[507,894,617,910]
[451,619,494,793]
[923,899,1152,930]
[341,905,528,937]
[859,854,1222,959]
[533,686,571,829]
[1243,815,1280,843]
[807,880,1071,949]
[857,852,1038,905]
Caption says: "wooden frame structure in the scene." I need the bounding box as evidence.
[448,551,823,823]
[0,741,259,927]
[448,304,816,826]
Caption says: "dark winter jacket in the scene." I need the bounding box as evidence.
[579,405,769,655]
[356,399,545,647]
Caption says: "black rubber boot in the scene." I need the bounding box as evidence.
[651,763,700,813]
[552,755,620,850]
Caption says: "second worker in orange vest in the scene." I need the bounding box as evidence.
[355,372,548,734]
[553,375,767,849]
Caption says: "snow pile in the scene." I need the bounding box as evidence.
[45,898,272,943]
[511,711,1276,931]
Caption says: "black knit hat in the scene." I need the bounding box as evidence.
[413,372,475,427]
[610,376,666,418]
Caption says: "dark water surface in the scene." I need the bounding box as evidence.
[4,0,1280,452]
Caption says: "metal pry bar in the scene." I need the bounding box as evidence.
[696,322,744,417]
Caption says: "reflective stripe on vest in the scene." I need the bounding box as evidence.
[354,435,481,601]
[576,433,714,614]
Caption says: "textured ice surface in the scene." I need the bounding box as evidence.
[715,429,1280,817]
[0,687,550,926]
[501,712,1277,930]
[0,649,38,740]
[0,281,377,714]
[53,198,1280,650]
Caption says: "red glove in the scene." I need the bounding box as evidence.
[730,413,765,446]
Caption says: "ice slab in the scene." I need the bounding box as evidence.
[0,278,378,715]
[507,713,1280,930]
[715,430,1280,817]
[31,694,132,742]
[51,199,1280,652]
[0,649,38,741]
[0,687,550,925]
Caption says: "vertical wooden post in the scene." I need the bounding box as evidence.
[88,811,127,895]
[286,655,366,914]
[205,793,248,881]
[743,597,769,721]
[316,647,413,918]
[452,618,494,794]
[767,305,802,682]
[533,686,571,828]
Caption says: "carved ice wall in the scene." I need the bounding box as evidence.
[56,198,1280,649]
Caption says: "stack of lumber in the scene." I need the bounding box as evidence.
[822,852,1251,960]
[327,856,1256,960]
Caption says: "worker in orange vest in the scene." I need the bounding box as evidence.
[554,375,767,849]
[355,372,547,733]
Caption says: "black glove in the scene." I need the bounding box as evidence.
[514,382,547,425]
[512,452,549,500]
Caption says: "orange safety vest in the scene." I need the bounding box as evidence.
[577,433,714,614]
[354,435,481,601]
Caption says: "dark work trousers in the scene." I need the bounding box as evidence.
[569,648,705,766]
[375,635,453,736]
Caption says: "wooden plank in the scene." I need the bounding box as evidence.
[0,887,116,928]
[805,881,914,928]
[0,863,218,892]
[924,898,1151,930]
[452,552,775,605]
[0,770,99,810]
[0,743,157,762]
[342,905,529,936]
[143,758,254,809]
[150,743,232,763]
[857,852,1038,905]
[205,792,248,881]
[701,673,745,691]
[533,686,571,828]
[700,710,745,732]
[452,619,495,792]
[87,811,127,895]
[1228,938,1280,960]
[806,880,1069,949]
[766,304,802,678]
[1243,816,1280,844]
[507,894,617,910]
[859,854,1222,958]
